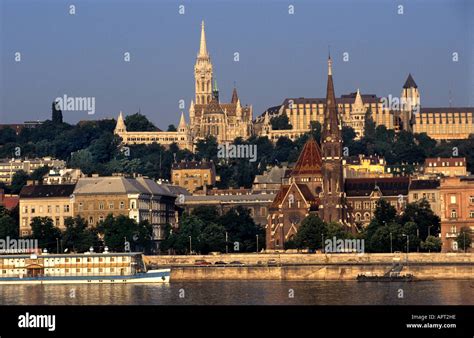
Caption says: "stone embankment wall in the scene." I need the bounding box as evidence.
[144,253,474,280]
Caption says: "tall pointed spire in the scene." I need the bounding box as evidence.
[323,56,339,137]
[231,85,239,104]
[199,20,208,56]
[115,111,126,133]
[354,88,363,107]
[178,111,187,132]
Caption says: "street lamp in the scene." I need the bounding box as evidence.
[256,234,259,253]
[225,232,228,254]
[389,232,393,254]
[428,225,434,237]
[321,234,324,253]
[402,234,409,267]
[56,238,59,254]
[463,232,466,253]
[189,236,192,254]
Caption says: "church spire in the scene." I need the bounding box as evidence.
[231,85,239,104]
[199,20,208,56]
[322,55,340,138]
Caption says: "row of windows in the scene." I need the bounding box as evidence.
[79,201,125,211]
[351,200,398,210]
[449,210,474,219]
[22,205,70,214]
[428,162,464,167]
[448,196,474,204]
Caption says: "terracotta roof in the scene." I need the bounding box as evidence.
[290,138,322,176]
[270,185,290,210]
[345,177,409,197]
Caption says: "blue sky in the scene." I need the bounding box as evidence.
[1,0,473,128]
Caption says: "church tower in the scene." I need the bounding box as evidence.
[400,73,420,131]
[194,21,213,105]
[320,56,347,225]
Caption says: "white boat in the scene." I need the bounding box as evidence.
[0,252,170,285]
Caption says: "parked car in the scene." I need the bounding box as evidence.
[194,260,212,266]
[229,261,245,266]
[267,259,278,266]
[214,261,227,265]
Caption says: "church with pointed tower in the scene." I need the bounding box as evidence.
[189,21,253,143]
[266,56,351,250]
[319,55,350,226]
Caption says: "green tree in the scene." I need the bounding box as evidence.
[69,149,95,174]
[199,223,226,254]
[191,206,220,224]
[218,206,262,252]
[0,215,19,239]
[98,215,152,252]
[270,113,292,130]
[293,214,326,251]
[456,227,472,252]
[62,216,99,253]
[30,217,61,252]
[30,165,50,181]
[125,113,158,131]
[421,235,442,252]
[196,136,218,161]
[52,100,63,124]
[170,214,204,254]
[10,170,29,194]
[399,199,440,240]
[167,124,177,132]
[0,127,17,144]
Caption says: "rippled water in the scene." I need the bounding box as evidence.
[0,280,473,305]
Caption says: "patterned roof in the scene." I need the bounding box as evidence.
[290,137,322,176]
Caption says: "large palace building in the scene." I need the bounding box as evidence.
[255,72,474,142]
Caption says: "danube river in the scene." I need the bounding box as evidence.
[0,280,473,305]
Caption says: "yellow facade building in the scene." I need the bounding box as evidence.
[19,184,75,236]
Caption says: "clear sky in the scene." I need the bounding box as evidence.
[1,0,473,128]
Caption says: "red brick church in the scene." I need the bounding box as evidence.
[266,57,351,250]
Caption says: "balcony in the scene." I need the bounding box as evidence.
[446,232,458,238]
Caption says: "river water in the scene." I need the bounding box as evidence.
[0,280,473,305]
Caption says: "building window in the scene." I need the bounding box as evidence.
[31,207,35,214]
[64,205,70,213]
[450,209,457,218]
[39,206,43,213]
[55,205,60,213]
[99,202,104,210]
[55,217,60,226]
[469,196,474,204]
[450,195,456,204]
[120,202,125,209]
[89,216,94,224]
[109,202,114,209]
[450,225,457,233]
[47,205,52,213]
[79,203,83,211]
[23,206,28,213]
[363,201,370,209]
[470,211,474,218]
